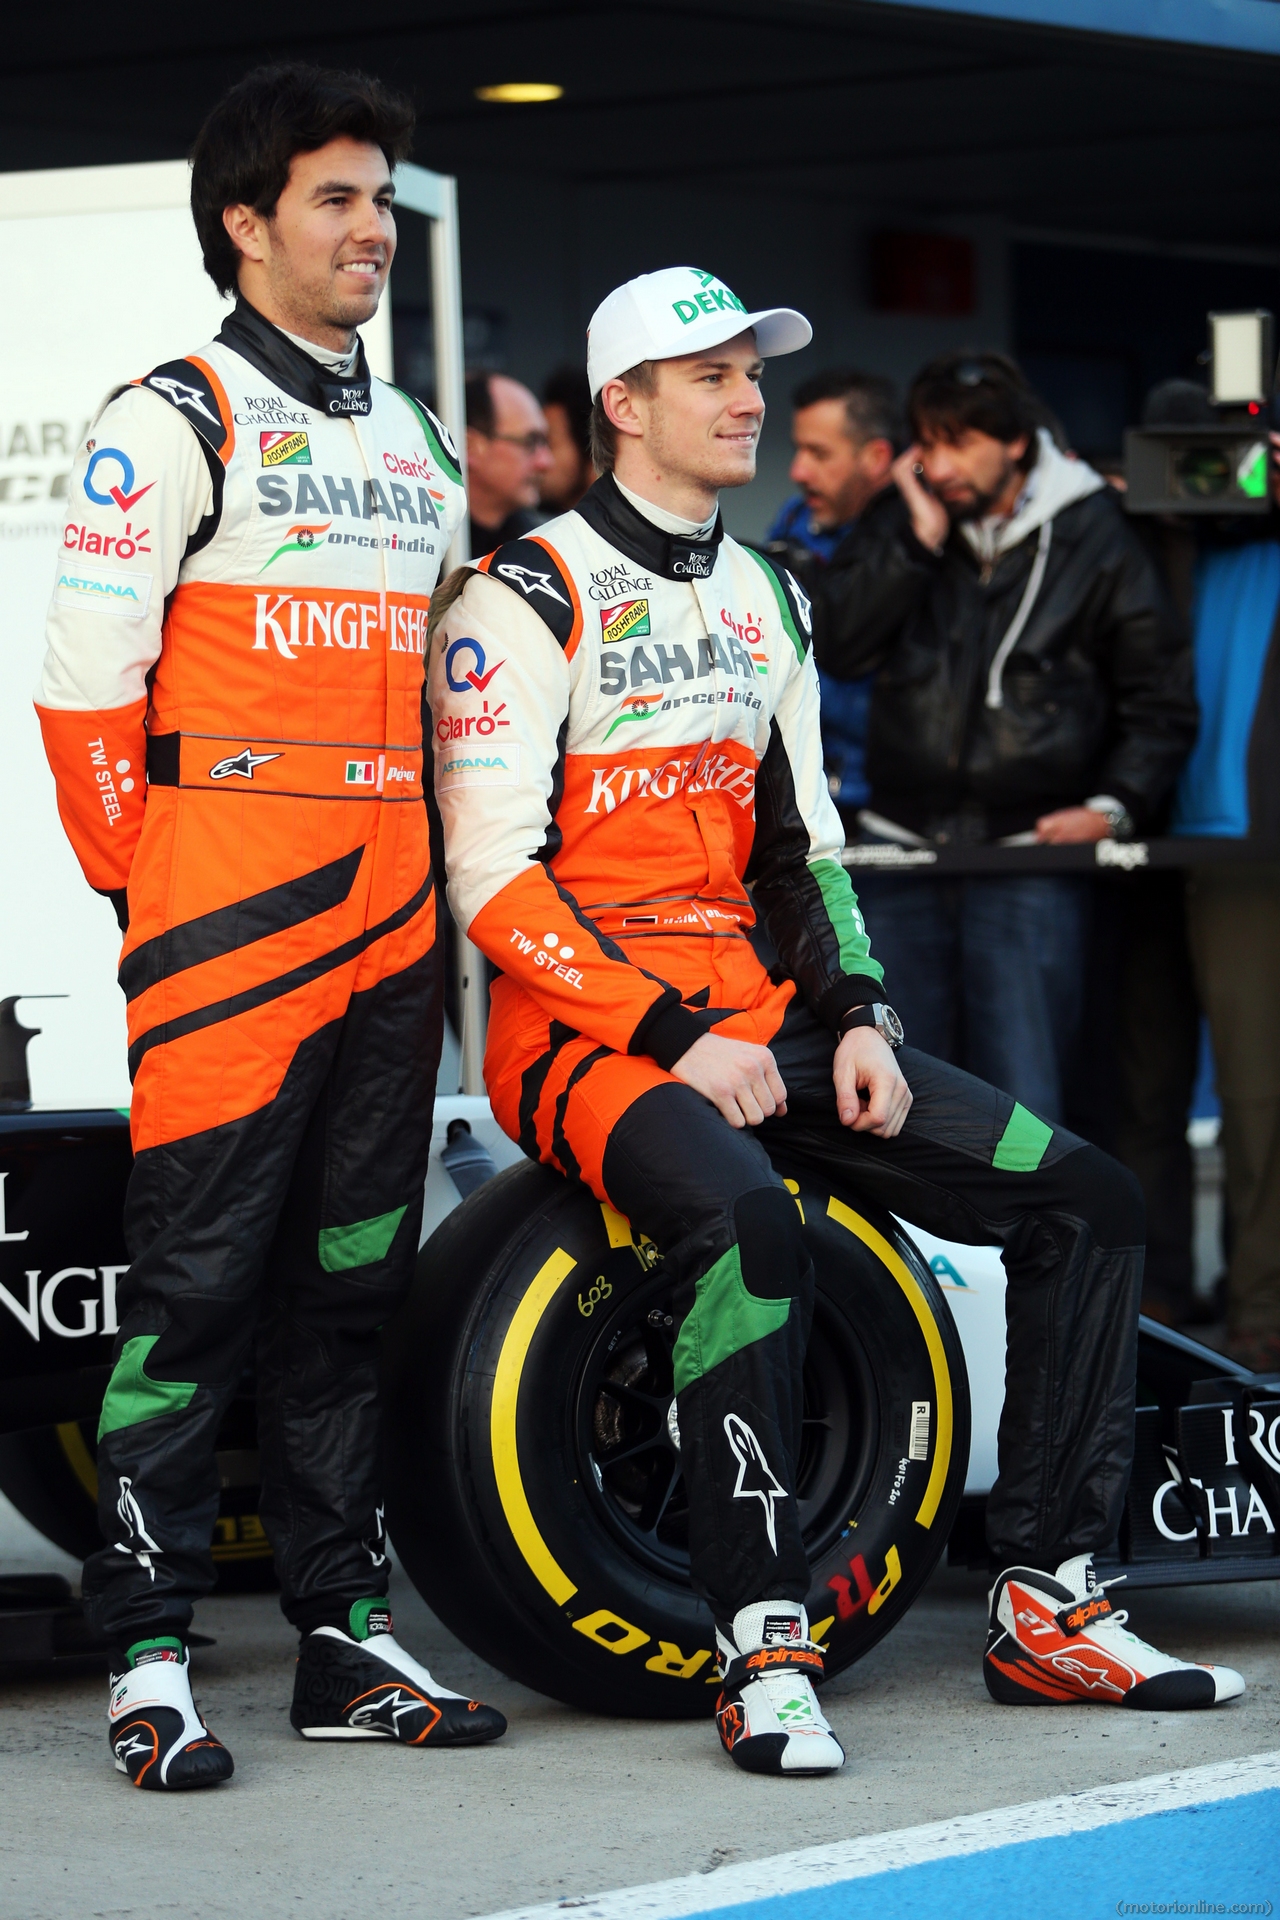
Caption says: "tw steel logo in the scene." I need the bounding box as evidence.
[584,749,756,816]
[251,594,428,659]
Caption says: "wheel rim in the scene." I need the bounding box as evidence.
[572,1256,880,1583]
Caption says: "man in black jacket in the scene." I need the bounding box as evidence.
[811,351,1196,1123]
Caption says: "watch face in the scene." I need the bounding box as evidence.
[880,1005,905,1047]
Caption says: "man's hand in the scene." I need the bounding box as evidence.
[891,446,949,554]
[1034,806,1111,844]
[672,1034,787,1129]
[833,1029,912,1136]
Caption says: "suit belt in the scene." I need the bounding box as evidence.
[145,731,423,800]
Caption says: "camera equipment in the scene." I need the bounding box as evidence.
[1124,310,1275,516]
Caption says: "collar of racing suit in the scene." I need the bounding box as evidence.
[574,471,726,582]
[216,299,374,418]
[281,327,360,378]
[613,475,718,540]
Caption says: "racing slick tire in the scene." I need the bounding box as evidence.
[384,1158,970,1718]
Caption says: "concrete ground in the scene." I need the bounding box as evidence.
[0,1560,1275,1919]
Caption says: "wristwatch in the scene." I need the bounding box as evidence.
[1085,795,1135,842]
[839,1002,905,1050]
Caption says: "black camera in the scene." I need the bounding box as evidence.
[1124,311,1275,516]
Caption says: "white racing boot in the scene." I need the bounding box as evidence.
[714,1602,844,1775]
[108,1639,234,1790]
[985,1555,1246,1709]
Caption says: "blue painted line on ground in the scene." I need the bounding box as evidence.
[687,1791,1280,1920]
[486,1755,1280,1920]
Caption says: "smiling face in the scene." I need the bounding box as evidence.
[222,136,396,349]
[604,330,765,516]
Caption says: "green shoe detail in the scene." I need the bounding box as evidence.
[318,1205,407,1273]
[348,1597,393,1641]
[98,1335,196,1441]
[125,1636,184,1668]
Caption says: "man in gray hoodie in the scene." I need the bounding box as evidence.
[810,350,1196,1125]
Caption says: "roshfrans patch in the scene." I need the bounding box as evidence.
[261,429,311,467]
[600,598,650,645]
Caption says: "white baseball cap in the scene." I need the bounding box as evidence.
[587,267,812,399]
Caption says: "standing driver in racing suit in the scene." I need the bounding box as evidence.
[35,64,506,1791]
[429,268,1244,1778]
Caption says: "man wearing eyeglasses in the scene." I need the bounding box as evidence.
[465,371,554,557]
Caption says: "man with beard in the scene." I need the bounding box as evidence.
[810,351,1196,1124]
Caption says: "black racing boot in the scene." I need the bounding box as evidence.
[108,1639,234,1790]
[290,1599,507,1746]
[714,1602,844,1775]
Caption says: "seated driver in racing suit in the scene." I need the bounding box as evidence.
[429,268,1245,1777]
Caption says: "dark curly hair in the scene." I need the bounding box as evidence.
[908,350,1042,467]
[190,63,416,297]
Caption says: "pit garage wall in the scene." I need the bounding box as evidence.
[442,172,1014,540]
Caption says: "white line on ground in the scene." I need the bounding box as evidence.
[479,1749,1280,1920]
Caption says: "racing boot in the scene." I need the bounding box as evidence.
[714,1602,844,1775]
[290,1598,507,1746]
[108,1638,234,1790]
[984,1555,1246,1709]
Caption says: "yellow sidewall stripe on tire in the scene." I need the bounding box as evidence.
[56,1421,98,1500]
[490,1245,580,1606]
[826,1198,953,1529]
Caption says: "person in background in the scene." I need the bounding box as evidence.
[810,351,1196,1125]
[1166,418,1280,1374]
[540,364,596,512]
[1108,381,1206,1329]
[465,370,553,557]
[763,370,900,808]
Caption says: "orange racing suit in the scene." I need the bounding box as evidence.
[36,300,465,1649]
[430,476,1145,1624]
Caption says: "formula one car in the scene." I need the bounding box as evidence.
[2,1025,1277,1707]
